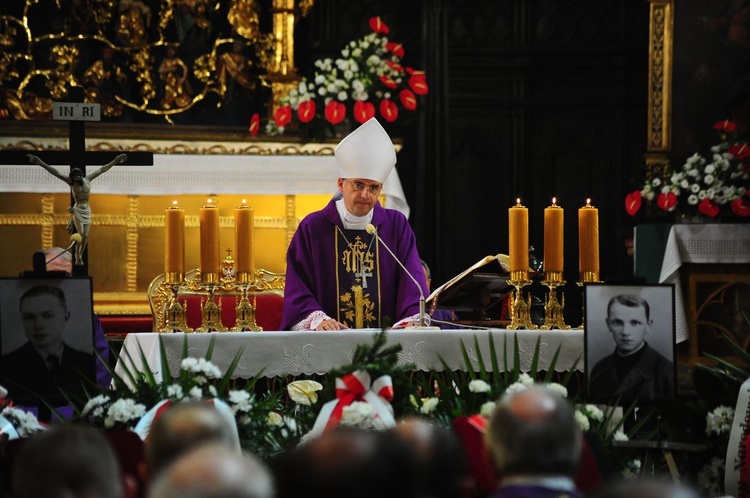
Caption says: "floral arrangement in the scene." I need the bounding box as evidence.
[266,16,428,136]
[3,330,749,494]
[625,120,750,219]
[0,405,46,438]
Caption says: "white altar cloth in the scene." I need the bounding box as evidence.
[115,329,584,383]
[658,224,750,343]
[0,154,410,217]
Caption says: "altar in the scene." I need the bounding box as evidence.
[115,329,584,383]
[0,131,407,316]
[634,223,750,358]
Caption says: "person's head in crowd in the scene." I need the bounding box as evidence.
[390,417,475,498]
[596,479,701,498]
[147,444,274,498]
[145,400,241,480]
[12,424,130,498]
[606,294,652,355]
[275,427,411,498]
[19,285,70,355]
[43,246,73,275]
[485,385,582,480]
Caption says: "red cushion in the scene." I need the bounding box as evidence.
[182,293,284,331]
[99,315,154,334]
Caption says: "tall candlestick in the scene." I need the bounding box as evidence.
[200,199,220,282]
[508,198,529,277]
[165,201,185,280]
[543,197,564,278]
[578,198,600,281]
[235,200,255,278]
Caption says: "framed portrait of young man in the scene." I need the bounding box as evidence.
[0,277,95,407]
[584,283,676,405]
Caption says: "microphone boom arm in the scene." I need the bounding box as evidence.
[366,224,430,327]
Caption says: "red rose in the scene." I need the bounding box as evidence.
[385,42,404,57]
[249,113,260,136]
[625,190,642,216]
[324,100,346,125]
[656,192,677,211]
[353,101,375,124]
[379,75,398,89]
[399,89,417,110]
[379,99,398,122]
[274,105,292,127]
[369,17,389,34]
[713,120,737,132]
[297,100,316,123]
[698,198,720,217]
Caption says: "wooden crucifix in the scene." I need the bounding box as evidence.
[0,86,154,276]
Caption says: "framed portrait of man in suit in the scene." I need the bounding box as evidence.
[584,283,676,405]
[0,277,95,408]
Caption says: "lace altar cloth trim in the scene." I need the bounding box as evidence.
[115,330,584,383]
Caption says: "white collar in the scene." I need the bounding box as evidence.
[335,198,373,230]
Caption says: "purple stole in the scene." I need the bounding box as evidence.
[335,228,381,328]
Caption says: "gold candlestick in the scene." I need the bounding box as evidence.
[195,284,228,332]
[506,270,538,330]
[539,275,570,330]
[231,284,263,332]
[159,282,193,333]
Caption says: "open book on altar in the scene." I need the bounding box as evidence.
[425,254,513,322]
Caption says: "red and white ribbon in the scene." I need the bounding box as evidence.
[307,369,395,439]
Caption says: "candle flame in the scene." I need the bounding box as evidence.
[552,197,557,205]
[241,199,247,205]
[516,198,521,206]
[172,200,178,207]
[207,198,214,205]
[586,198,591,206]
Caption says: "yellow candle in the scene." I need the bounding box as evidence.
[508,198,529,274]
[578,198,600,279]
[235,200,255,275]
[543,198,564,274]
[200,199,220,276]
[165,201,185,275]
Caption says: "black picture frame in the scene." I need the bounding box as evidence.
[0,277,95,408]
[584,283,676,404]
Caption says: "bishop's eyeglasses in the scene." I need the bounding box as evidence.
[343,179,383,196]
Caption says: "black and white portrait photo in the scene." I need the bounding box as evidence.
[0,278,95,407]
[584,283,676,404]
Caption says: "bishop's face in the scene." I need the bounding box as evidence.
[338,177,383,217]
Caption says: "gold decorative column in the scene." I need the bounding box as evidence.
[267,0,315,115]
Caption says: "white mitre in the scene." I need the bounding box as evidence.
[334,117,396,184]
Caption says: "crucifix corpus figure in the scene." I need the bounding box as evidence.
[27,153,127,265]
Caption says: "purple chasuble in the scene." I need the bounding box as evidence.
[280,200,428,330]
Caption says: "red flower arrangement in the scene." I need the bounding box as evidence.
[268,16,428,134]
[625,120,750,219]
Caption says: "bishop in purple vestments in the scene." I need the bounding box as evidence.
[280,118,428,331]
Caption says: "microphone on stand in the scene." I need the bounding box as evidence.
[366,224,440,330]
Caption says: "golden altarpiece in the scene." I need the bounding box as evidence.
[0,1,407,319]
